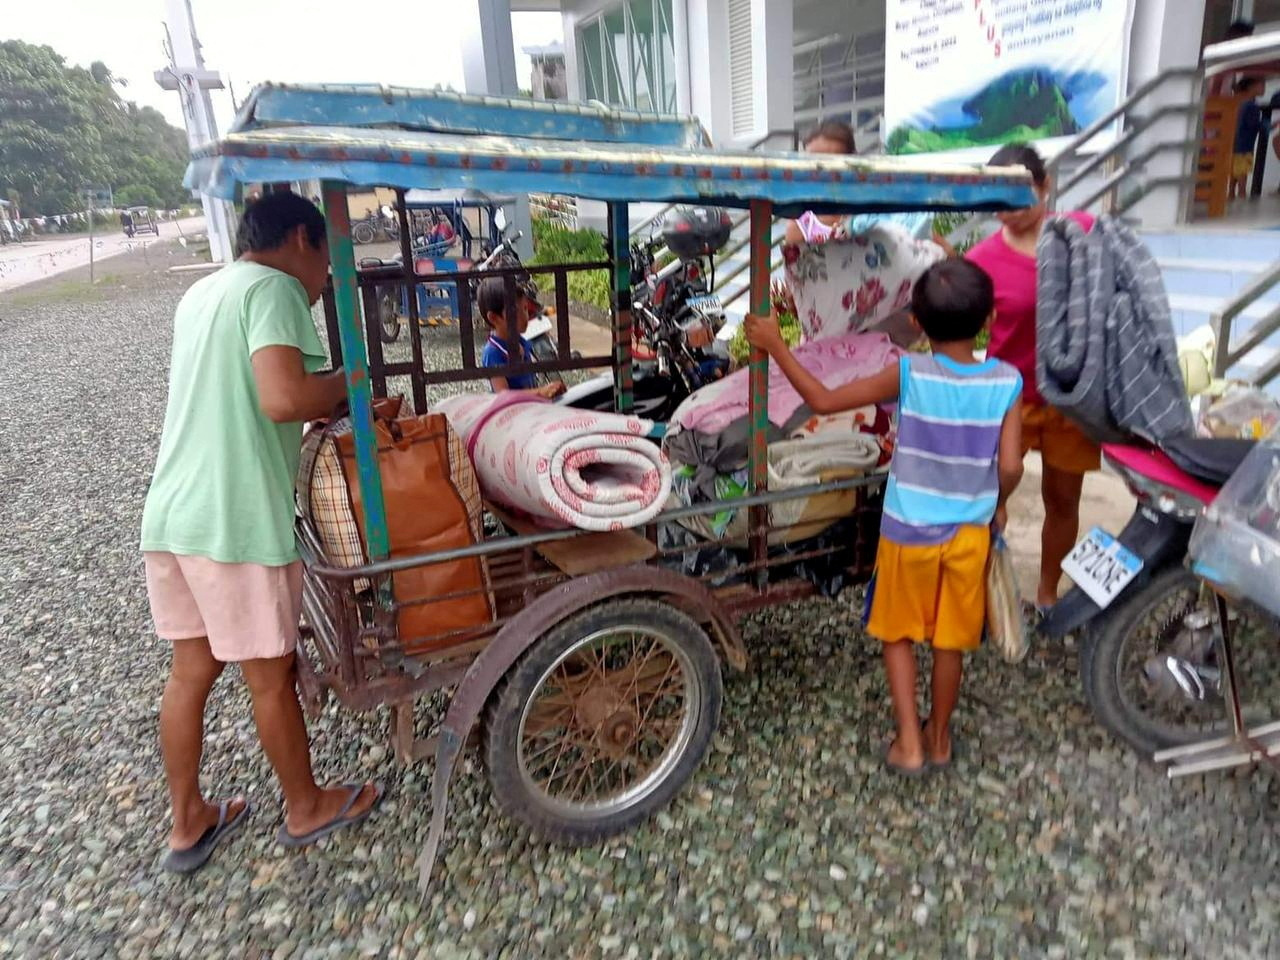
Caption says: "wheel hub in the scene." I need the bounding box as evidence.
[572,685,643,759]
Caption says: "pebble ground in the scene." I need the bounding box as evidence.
[1,247,1277,959]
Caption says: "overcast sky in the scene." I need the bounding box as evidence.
[7,0,563,132]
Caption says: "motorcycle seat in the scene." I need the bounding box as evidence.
[1101,443,1222,505]
[1161,434,1256,486]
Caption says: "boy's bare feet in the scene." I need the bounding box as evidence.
[169,795,249,850]
[885,736,926,774]
[922,717,952,767]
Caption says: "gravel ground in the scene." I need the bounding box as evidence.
[2,249,1279,959]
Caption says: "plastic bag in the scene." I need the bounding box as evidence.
[1189,424,1280,618]
[986,533,1029,663]
[1198,387,1280,440]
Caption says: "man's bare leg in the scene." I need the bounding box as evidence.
[160,637,246,849]
[239,653,377,836]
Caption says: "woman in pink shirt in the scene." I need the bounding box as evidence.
[966,143,1099,611]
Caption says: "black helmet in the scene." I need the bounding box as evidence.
[662,205,733,259]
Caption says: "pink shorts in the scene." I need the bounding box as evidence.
[144,552,303,662]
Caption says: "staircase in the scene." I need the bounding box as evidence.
[1144,227,1280,388]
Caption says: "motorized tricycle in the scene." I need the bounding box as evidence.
[186,81,1034,889]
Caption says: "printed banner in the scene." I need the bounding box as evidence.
[884,0,1135,158]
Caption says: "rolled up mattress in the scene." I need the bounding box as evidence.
[436,393,672,531]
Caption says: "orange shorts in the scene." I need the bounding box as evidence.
[865,525,990,651]
[1021,402,1100,474]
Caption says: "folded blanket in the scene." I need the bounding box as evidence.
[436,393,671,531]
[1037,215,1192,444]
[673,331,902,435]
[668,434,883,545]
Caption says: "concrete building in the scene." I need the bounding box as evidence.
[438,0,1279,229]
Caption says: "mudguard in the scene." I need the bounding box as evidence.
[415,566,742,891]
[1040,506,1194,639]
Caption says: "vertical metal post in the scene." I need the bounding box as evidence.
[609,202,634,414]
[747,200,773,591]
[86,194,94,285]
[395,189,428,412]
[322,181,391,564]
[1215,593,1246,738]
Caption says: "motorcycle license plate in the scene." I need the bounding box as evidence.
[1061,527,1144,609]
[687,295,723,320]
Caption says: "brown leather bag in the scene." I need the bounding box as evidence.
[327,401,494,655]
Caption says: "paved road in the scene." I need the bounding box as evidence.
[0,218,205,293]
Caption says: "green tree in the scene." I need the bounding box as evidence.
[0,40,190,215]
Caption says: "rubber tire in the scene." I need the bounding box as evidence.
[352,221,376,245]
[377,291,401,344]
[1081,565,1218,759]
[483,598,722,845]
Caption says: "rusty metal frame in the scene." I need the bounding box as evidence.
[299,190,888,894]
[320,259,614,411]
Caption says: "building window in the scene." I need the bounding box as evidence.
[575,0,676,112]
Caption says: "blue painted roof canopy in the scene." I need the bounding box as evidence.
[231,83,710,148]
[192,84,1036,216]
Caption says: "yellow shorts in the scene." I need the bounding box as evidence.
[1022,402,1101,475]
[865,525,990,651]
[1233,152,1255,178]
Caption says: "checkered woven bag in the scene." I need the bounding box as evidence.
[298,419,371,591]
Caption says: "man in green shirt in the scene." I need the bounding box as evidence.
[142,194,380,873]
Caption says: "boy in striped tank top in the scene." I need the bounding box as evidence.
[745,259,1024,775]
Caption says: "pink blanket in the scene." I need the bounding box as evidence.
[673,331,903,433]
[436,393,671,531]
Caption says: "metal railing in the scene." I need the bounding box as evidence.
[1213,263,1280,387]
[924,66,1204,249]
[529,193,578,229]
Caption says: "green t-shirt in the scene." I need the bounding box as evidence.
[141,261,327,565]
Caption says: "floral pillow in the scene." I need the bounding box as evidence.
[783,218,945,343]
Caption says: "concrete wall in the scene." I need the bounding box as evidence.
[750,0,794,142]
[685,0,734,144]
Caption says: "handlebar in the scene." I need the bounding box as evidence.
[477,231,524,271]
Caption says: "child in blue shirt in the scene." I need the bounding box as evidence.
[746,259,1024,776]
[1232,75,1269,201]
[478,277,564,398]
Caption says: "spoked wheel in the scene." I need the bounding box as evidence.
[484,599,722,843]
[352,221,377,245]
[1083,567,1276,758]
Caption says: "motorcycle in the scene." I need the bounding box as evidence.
[544,206,734,421]
[1040,434,1267,758]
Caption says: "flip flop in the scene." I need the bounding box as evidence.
[276,783,384,849]
[883,740,928,778]
[160,798,252,875]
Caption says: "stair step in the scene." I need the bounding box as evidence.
[1168,292,1279,324]
[1141,229,1280,265]
[1158,258,1280,301]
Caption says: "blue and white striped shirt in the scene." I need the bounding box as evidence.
[882,354,1022,546]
